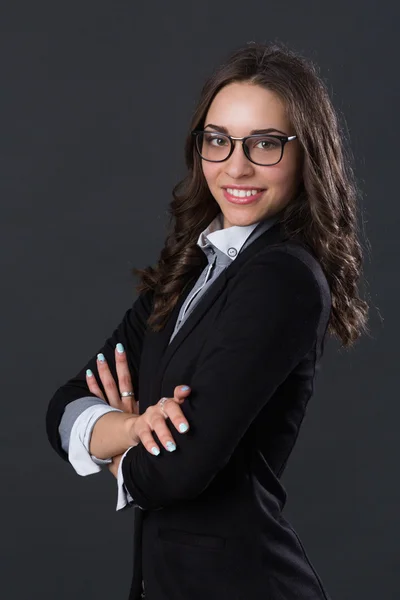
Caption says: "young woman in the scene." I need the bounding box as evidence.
[46,41,369,599]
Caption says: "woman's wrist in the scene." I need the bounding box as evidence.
[122,413,140,450]
[89,411,139,459]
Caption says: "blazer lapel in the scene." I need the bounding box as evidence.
[148,218,288,399]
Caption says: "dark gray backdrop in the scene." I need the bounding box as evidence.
[1,1,397,598]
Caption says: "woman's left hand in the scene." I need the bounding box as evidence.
[107,384,192,478]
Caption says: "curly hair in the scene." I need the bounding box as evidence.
[132,40,370,348]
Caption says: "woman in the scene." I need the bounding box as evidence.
[46,41,369,599]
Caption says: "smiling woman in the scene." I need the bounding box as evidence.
[197,85,302,227]
[46,40,369,600]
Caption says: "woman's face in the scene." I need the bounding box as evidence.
[201,82,303,229]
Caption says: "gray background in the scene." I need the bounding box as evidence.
[1,1,397,598]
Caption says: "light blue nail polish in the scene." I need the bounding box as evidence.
[116,343,124,354]
[181,386,189,391]
[151,447,160,456]
[166,441,176,452]
[97,353,105,362]
[179,423,188,433]
[86,369,93,377]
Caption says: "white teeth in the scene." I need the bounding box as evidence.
[226,188,261,198]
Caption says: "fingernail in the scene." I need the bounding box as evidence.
[151,447,160,456]
[181,386,190,392]
[86,369,93,377]
[166,441,176,452]
[116,343,124,354]
[179,423,188,433]
[97,353,105,362]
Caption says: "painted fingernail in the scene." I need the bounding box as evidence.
[166,441,176,452]
[97,353,105,362]
[116,343,124,354]
[86,369,93,377]
[151,446,160,456]
[179,423,188,433]
[181,386,190,391]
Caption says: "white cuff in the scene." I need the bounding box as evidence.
[116,447,136,511]
[69,404,123,476]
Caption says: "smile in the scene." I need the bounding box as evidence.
[223,188,265,205]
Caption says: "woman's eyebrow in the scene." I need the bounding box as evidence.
[204,123,288,135]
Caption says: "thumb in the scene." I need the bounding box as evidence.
[174,385,191,403]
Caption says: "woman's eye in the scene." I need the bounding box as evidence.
[257,140,275,150]
[206,135,228,147]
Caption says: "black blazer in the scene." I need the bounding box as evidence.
[46,220,332,600]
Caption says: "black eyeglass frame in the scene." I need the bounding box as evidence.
[191,129,298,166]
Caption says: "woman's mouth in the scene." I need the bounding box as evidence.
[222,188,265,205]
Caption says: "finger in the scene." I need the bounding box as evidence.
[147,407,178,452]
[120,396,135,414]
[173,384,191,404]
[115,343,134,395]
[115,344,137,415]
[120,392,138,415]
[134,415,163,457]
[162,396,190,434]
[96,353,121,408]
[86,369,106,400]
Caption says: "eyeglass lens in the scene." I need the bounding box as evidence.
[197,132,283,165]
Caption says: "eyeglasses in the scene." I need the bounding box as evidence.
[191,129,297,166]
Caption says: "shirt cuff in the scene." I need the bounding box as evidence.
[69,404,123,476]
[58,396,113,456]
[116,447,137,511]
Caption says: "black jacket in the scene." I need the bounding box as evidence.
[46,220,332,600]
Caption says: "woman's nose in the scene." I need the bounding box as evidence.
[223,142,254,177]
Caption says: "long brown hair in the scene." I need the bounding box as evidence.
[132,41,369,348]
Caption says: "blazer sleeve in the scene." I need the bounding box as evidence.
[121,250,326,510]
[46,289,154,461]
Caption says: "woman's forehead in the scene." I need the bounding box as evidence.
[205,84,289,134]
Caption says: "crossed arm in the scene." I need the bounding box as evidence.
[49,287,191,486]
[48,250,324,510]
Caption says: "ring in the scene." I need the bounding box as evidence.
[158,397,169,419]
[120,391,135,398]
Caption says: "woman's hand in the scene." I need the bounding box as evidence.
[86,343,139,415]
[108,387,192,478]
[125,386,191,457]
[86,342,191,460]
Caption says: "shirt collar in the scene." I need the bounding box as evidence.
[197,210,281,261]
